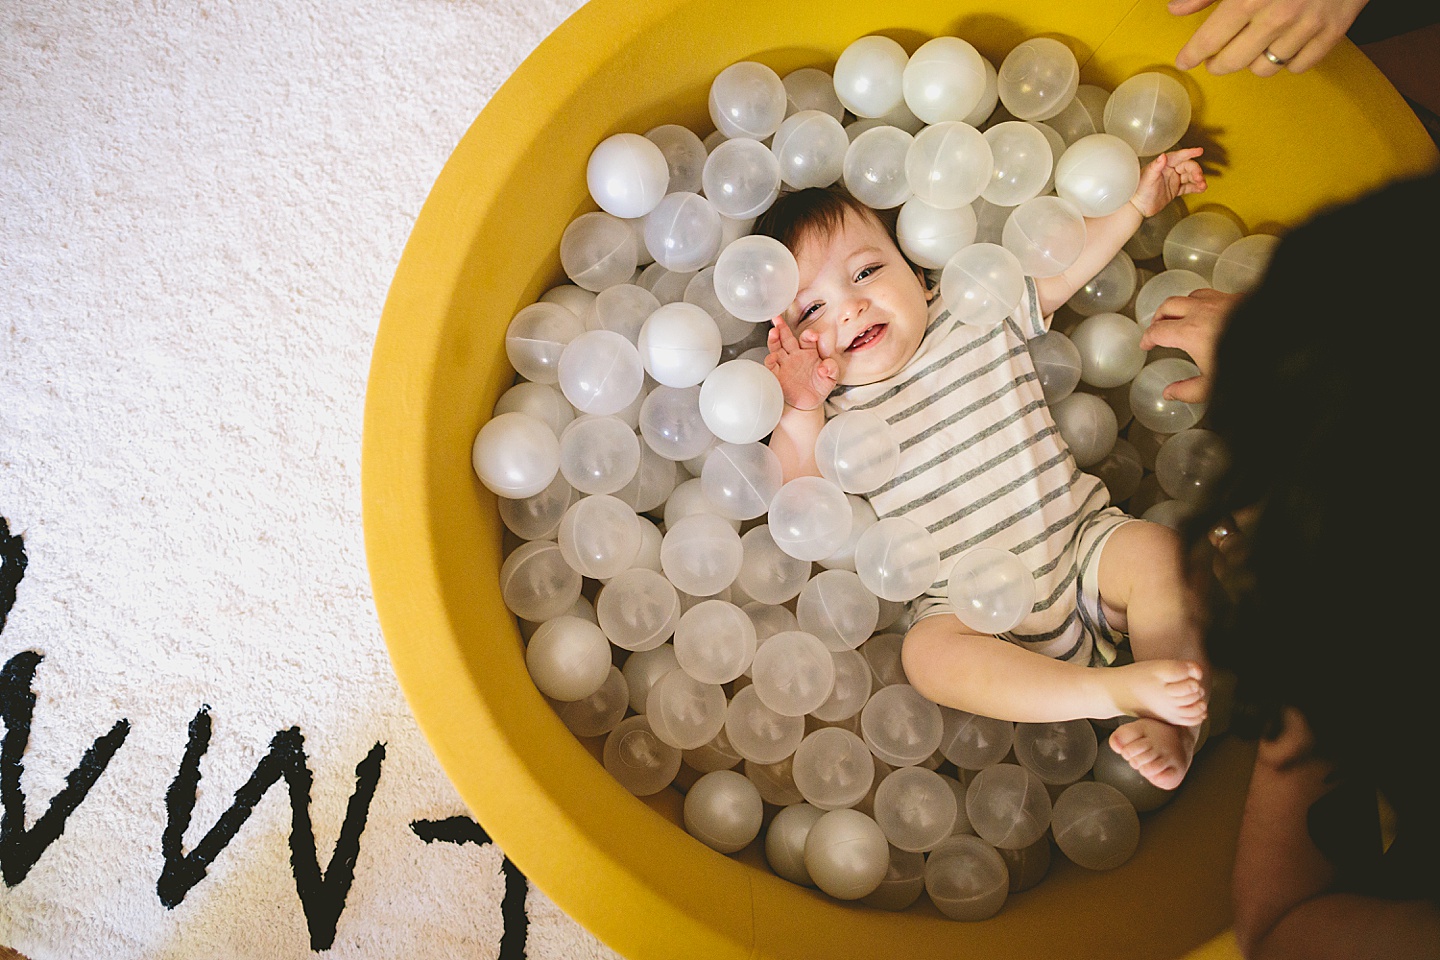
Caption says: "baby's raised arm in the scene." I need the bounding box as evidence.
[764,315,833,481]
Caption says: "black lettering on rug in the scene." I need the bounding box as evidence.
[412,816,529,960]
[0,517,26,634]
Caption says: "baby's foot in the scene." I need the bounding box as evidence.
[1110,718,1199,791]
[1110,659,1207,727]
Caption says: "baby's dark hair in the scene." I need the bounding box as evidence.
[753,186,911,267]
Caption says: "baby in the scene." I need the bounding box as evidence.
[760,149,1209,790]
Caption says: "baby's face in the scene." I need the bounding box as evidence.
[781,210,932,387]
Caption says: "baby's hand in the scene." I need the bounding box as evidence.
[1131,147,1207,218]
[764,315,838,411]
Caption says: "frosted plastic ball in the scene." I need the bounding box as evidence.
[557,414,640,495]
[902,36,988,124]
[784,67,846,121]
[1048,83,1109,146]
[1088,438,1145,503]
[797,569,879,652]
[874,766,958,853]
[505,301,586,385]
[803,808,891,900]
[1002,195,1088,278]
[637,302,722,388]
[843,125,915,209]
[596,568,679,652]
[499,539,583,623]
[622,643,680,714]
[946,546,1036,634]
[818,493,878,572]
[560,211,640,292]
[996,835,1051,893]
[766,802,827,886]
[811,648,874,722]
[615,444,679,514]
[1070,311,1146,389]
[862,632,907,687]
[540,282,596,316]
[1030,121,1068,195]
[660,513,743,597]
[1163,211,1245,281]
[525,615,612,702]
[557,494,642,580]
[725,685,806,764]
[684,769,764,853]
[663,476,734,530]
[684,726,743,774]
[1028,330,1082,404]
[854,517,942,603]
[1129,357,1207,433]
[557,329,646,417]
[750,630,836,717]
[684,268,752,345]
[647,667,729,750]
[966,762,1052,849]
[556,666,629,739]
[745,755,805,806]
[711,235,800,323]
[498,473,575,542]
[769,476,853,562]
[1124,199,1185,262]
[1054,133,1141,218]
[736,524,811,604]
[638,384,715,460]
[645,123,708,195]
[997,37,1078,121]
[814,410,899,494]
[1051,392,1119,468]
[640,263,696,304]
[833,35,908,119]
[896,198,978,270]
[586,132,670,219]
[905,121,993,209]
[700,442,783,520]
[1212,233,1281,294]
[698,358,786,443]
[493,381,576,437]
[939,242,1025,328]
[603,715,682,796]
[962,55,1001,126]
[981,121,1052,206]
[643,191,723,273]
[631,516,665,574]
[1103,72,1192,157]
[674,599,756,684]
[924,835,1009,920]
[860,683,945,767]
[1013,719,1098,785]
[939,708,1015,770]
[709,61,787,140]
[861,843,926,911]
[771,110,848,189]
[744,600,800,644]
[791,727,876,810]
[1133,268,1207,328]
[1091,719,1176,812]
[1069,250,1137,317]
[1155,427,1230,503]
[1051,780,1140,870]
[582,282,659,344]
[702,137,782,220]
[472,411,561,499]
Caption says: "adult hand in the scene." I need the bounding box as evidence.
[1169,0,1371,77]
[1139,288,1240,402]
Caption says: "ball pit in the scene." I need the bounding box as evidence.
[364,0,1437,958]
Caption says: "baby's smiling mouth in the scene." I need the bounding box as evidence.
[846,323,886,351]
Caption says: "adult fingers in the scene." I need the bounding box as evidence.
[1167,0,1220,15]
[1162,375,1209,404]
[1175,0,1250,70]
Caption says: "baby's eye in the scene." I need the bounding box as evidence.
[797,302,822,325]
[855,264,882,282]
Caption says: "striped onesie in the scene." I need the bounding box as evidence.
[826,278,1133,667]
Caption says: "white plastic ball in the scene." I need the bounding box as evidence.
[905,121,992,209]
[768,475,853,561]
[647,667,729,750]
[873,766,959,853]
[902,36,988,124]
[1088,437,1145,504]
[939,242,1025,329]
[637,302,722,388]
[766,803,827,886]
[1070,311,1146,389]
[698,358,785,443]
[1054,133,1141,218]
[860,683,944,767]
[962,55,1001,126]
[814,410,900,494]
[792,727,876,810]
[587,132,670,219]
[622,643,679,714]
[1051,780,1140,870]
[1002,195,1088,278]
[663,476,735,530]
[784,67,846,121]
[583,283,660,343]
[700,441,783,520]
[1051,392,1119,468]
[712,234,800,323]
[811,648,874,723]
[702,137,782,220]
[596,568,680,652]
[674,599,756,684]
[1013,719,1098,785]
[797,568,879,651]
[1102,71,1192,156]
[684,769,764,853]
[1068,249,1137,317]
[804,809,891,900]
[939,707,1015,770]
[557,494,642,579]
[556,666,629,739]
[557,414,641,495]
[946,546,1036,634]
[736,524,811,604]
[560,211,641,292]
[472,411,561,499]
[709,61,787,140]
[525,615,612,702]
[854,516,941,603]
[771,110,849,189]
[1030,120,1068,195]
[997,37,1078,121]
[818,494,878,572]
[924,835,1009,920]
[557,329,646,417]
[745,755,805,806]
[645,123,708,194]
[965,762,1052,849]
[896,198,978,270]
[506,301,586,385]
[638,384,715,460]
[615,444,680,514]
[660,512,743,597]
[1129,357,1207,433]
[684,268,752,345]
[982,120,1053,206]
[603,715,682,796]
[643,191,724,273]
[497,473,576,542]
[1125,199,1185,261]
[1133,268,1207,328]
[540,282,597,316]
[1163,211,1245,281]
[724,684,806,764]
[833,35,909,119]
[843,124,915,209]
[1028,330,1083,404]
[1155,427,1230,503]
[499,539,582,623]
[1212,233,1280,294]
[1048,83,1109,146]
[750,630,836,717]
[493,380,577,437]
[684,726,744,774]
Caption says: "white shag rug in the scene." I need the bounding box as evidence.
[0,1,625,957]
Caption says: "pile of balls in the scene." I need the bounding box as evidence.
[472,30,1264,919]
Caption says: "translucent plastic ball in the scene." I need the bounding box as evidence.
[962,55,1001,126]
[603,714,682,796]
[981,121,1053,207]
[583,283,660,343]
[540,282,597,317]
[905,121,993,209]
[525,615,612,702]
[505,301,586,385]
[811,648,874,722]
[1013,719,1098,785]
[1155,427,1230,503]
[745,755,805,806]
[557,414,640,495]
[997,37,1079,122]
[1051,392,1119,468]
[700,441,783,521]
[1028,330,1083,404]
[768,476,853,561]
[1088,437,1145,504]
[660,512,743,597]
[637,302,722,388]
[702,137,783,220]
[818,493,878,572]
[736,524,811,604]
[939,242,1025,328]
[833,35,909,119]
[1163,211,1245,281]
[643,191,723,273]
[797,568,880,651]
[1129,357,1207,433]
[1070,311,1146,389]
[939,708,1015,771]
[698,358,786,444]
[663,476,735,531]
[965,762,1052,849]
[1103,71,1192,157]
[1054,133,1141,218]
[1091,719,1176,812]
[1002,195,1088,278]
[896,197,978,270]
[1069,249,1137,318]
[638,384,715,461]
[861,844,927,912]
[1133,268,1207,328]
[684,268,752,345]
[1030,121,1068,195]
[557,329,646,418]
[557,494,642,580]
[803,808,892,900]
[709,61,788,140]
[674,599,756,684]
[771,109,849,190]
[1051,780,1141,870]
[750,630,836,717]
[1124,199,1186,262]
[555,666,629,739]
[1212,233,1281,294]
[784,67,846,121]
[615,444,680,514]
[946,546,1036,634]
[596,567,679,651]
[472,411,561,499]
[587,133,669,222]
[996,835,1052,893]
[646,667,729,750]
[860,683,945,767]
[766,802,827,886]
[684,769,764,854]
[873,766,959,853]
[493,381,577,437]
[560,211,640,292]
[814,410,900,494]
[862,632,907,687]
[902,36,988,124]
[924,834,1010,921]
[711,234,800,323]
[1141,498,1193,530]
[854,517,942,603]
[645,123,708,195]
[1048,83,1110,146]
[685,726,744,775]
[843,125,915,210]
[498,473,575,542]
[499,539,583,623]
[725,684,806,764]
[621,643,679,714]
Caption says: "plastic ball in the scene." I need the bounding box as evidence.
[647,667,729,750]
[1124,199,1185,261]
[1051,780,1140,870]
[697,358,785,443]
[660,512,743,597]
[946,546,1036,634]
[923,835,1009,920]
[1163,211,1245,281]
[638,384,715,460]
[797,568,879,651]
[582,283,659,344]
[557,494,642,580]
[674,598,756,684]
[596,568,679,651]
[1103,71,1192,157]
[1030,121,1068,195]
[965,762,1052,849]
[621,643,680,713]
[724,684,806,764]
[750,630,835,717]
[1129,357,1207,433]
[860,683,944,767]
[736,524,811,604]
[603,714,682,796]
[1051,392,1119,468]
[711,234,800,323]
[997,37,1078,121]
[472,411,561,499]
[771,109,848,189]
[1070,311,1146,389]
[709,61,787,140]
[745,755,805,806]
[1212,233,1280,294]
[1155,427,1230,503]
[685,268,752,345]
[1091,719,1176,812]
[1054,133,1140,218]
[905,121,993,209]
[557,414,640,495]
[1002,194,1087,278]
[803,808,891,900]
[1048,83,1109,146]
[939,242,1025,328]
[684,726,744,774]
[784,67,846,121]
[560,211,640,292]
[684,769,764,853]
[1027,330,1083,404]
[1068,249,1137,317]
[862,632,907,687]
[525,615,612,702]
[939,707,1015,770]
[813,410,899,493]
[811,648,874,722]
[971,195,1010,245]
[817,493,878,572]
[833,35,908,119]
[903,36,988,124]
[1133,268,1207,328]
[558,334,644,422]
[1088,438,1145,504]
[861,846,927,912]
[854,516,941,603]
[1013,719,1098,785]
[540,282,597,317]
[768,476,853,561]
[766,803,827,886]
[982,121,1052,206]
[615,444,680,514]
[700,442,782,520]
[663,476,736,531]
[493,380,577,437]
[637,302,722,388]
[645,123,707,194]
[498,473,576,542]
[702,137,782,219]
[896,197,978,269]
[505,301,586,385]
[873,766,958,853]
[555,666,629,739]
[587,132,670,219]
[643,191,724,273]
[499,539,583,623]
[843,125,915,209]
